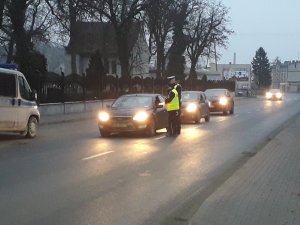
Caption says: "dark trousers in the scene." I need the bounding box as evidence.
[175,109,181,134]
[167,110,180,135]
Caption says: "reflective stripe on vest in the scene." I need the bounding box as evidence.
[166,89,179,111]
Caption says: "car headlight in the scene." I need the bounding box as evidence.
[276,92,282,98]
[186,103,197,112]
[219,97,228,105]
[133,111,149,122]
[98,111,110,122]
[266,92,272,99]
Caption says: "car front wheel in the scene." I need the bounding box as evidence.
[230,105,234,114]
[145,118,156,137]
[99,129,110,137]
[195,111,201,124]
[20,116,38,138]
[205,114,210,122]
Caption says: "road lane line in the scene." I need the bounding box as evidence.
[82,151,114,161]
[154,135,166,140]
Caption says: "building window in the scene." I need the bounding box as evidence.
[111,60,117,74]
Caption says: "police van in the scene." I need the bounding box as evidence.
[0,64,40,138]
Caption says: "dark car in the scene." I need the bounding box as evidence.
[205,88,234,115]
[180,91,210,123]
[98,94,168,137]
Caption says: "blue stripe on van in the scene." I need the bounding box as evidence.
[20,100,37,107]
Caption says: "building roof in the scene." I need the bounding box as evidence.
[66,22,141,57]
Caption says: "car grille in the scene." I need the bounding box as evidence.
[110,116,132,122]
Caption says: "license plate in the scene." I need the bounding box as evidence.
[112,123,127,128]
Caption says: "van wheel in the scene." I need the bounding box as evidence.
[20,117,38,138]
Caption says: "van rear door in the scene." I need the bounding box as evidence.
[0,73,18,131]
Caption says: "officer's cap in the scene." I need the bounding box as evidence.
[167,76,175,80]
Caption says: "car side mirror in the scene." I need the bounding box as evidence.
[156,102,164,108]
[30,90,37,101]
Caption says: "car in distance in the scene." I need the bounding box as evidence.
[265,89,283,100]
[180,91,210,123]
[204,88,234,115]
[98,94,168,137]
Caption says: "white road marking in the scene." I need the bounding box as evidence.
[82,151,114,161]
[154,135,166,140]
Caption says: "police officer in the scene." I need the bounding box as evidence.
[174,80,182,134]
[167,76,182,134]
[165,76,180,136]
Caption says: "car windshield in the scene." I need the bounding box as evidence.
[205,89,226,97]
[182,92,199,102]
[112,96,153,108]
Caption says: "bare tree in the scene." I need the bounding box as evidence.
[45,0,88,74]
[1,0,56,63]
[0,0,6,29]
[84,0,152,77]
[145,0,175,78]
[186,0,233,78]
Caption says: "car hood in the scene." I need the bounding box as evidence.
[181,101,197,107]
[108,107,153,117]
[206,95,221,101]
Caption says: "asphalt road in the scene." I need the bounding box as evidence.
[1,94,300,225]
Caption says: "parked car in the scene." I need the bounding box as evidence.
[265,89,283,100]
[205,88,234,115]
[98,94,168,137]
[0,65,40,138]
[180,91,210,123]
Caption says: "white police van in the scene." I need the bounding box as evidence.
[0,64,40,138]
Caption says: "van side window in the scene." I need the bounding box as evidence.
[0,73,16,97]
[18,76,31,100]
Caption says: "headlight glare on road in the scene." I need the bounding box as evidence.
[186,103,197,112]
[219,97,228,105]
[98,111,110,122]
[133,111,149,122]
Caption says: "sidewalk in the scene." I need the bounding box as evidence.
[39,111,99,125]
[191,113,300,225]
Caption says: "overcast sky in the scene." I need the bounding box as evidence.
[218,0,300,64]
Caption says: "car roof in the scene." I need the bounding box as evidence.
[120,93,161,98]
[182,91,204,93]
[0,67,23,76]
[205,88,227,91]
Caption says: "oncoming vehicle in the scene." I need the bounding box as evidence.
[180,91,210,123]
[98,94,168,137]
[205,88,234,115]
[0,65,40,138]
[265,89,283,100]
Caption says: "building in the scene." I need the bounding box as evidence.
[209,63,252,91]
[271,61,288,90]
[271,60,300,92]
[64,22,150,78]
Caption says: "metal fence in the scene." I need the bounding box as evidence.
[38,73,235,104]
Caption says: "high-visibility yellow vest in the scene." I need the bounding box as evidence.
[166,89,179,111]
